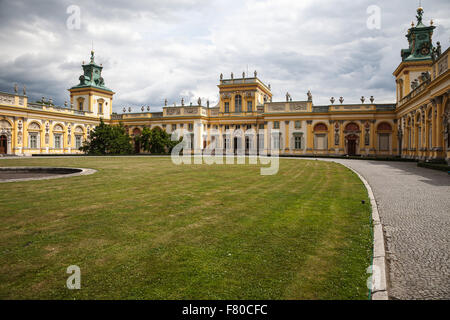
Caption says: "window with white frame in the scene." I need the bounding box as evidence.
[294,135,302,149]
[29,133,39,149]
[247,101,252,112]
[54,134,62,149]
[75,135,82,149]
[273,121,280,129]
[295,120,301,129]
[235,95,242,113]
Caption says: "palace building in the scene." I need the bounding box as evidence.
[0,7,449,163]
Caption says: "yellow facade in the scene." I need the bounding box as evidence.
[1,9,449,163]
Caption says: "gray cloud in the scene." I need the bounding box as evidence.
[0,0,448,111]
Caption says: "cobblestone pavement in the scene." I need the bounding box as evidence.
[319,159,450,300]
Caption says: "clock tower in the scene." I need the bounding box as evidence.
[393,7,436,103]
[68,51,115,120]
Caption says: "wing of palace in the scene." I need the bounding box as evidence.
[0,7,449,163]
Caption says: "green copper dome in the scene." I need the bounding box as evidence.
[70,51,112,92]
[401,7,435,62]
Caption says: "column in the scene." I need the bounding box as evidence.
[431,101,436,152]
[369,120,376,155]
[284,121,290,154]
[436,96,444,156]
[393,119,398,154]
[306,120,313,153]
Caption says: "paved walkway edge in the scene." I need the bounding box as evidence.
[333,161,389,300]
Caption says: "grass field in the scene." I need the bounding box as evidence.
[0,157,372,299]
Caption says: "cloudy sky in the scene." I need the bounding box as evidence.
[0,0,449,112]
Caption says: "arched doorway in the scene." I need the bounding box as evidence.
[132,128,141,153]
[344,122,360,155]
[0,135,7,154]
[346,134,358,156]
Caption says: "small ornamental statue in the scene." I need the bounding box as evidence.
[164,98,168,106]
[330,97,335,104]
[128,107,131,112]
[181,98,184,106]
[14,83,18,94]
[198,97,201,106]
[339,96,344,104]
[307,90,312,101]
[231,72,234,79]
[141,106,144,112]
[220,73,223,80]
[123,107,126,113]
[242,72,245,78]
[361,96,365,103]
[147,106,150,111]
[370,96,374,103]
[23,85,26,95]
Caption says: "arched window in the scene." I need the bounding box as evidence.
[235,95,242,113]
[314,123,327,132]
[377,122,392,131]
[345,122,359,131]
[28,122,41,149]
[133,128,141,136]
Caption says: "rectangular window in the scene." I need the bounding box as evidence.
[30,134,38,149]
[98,103,103,114]
[295,120,301,129]
[224,102,230,113]
[225,125,230,130]
[188,123,193,131]
[78,102,83,111]
[273,121,280,129]
[247,101,252,112]
[295,135,302,149]
[314,134,327,150]
[273,133,280,149]
[172,124,177,131]
[379,134,390,151]
[54,134,62,149]
[258,134,264,150]
[75,135,82,149]
[258,124,264,130]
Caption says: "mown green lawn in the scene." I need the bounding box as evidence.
[0,157,372,299]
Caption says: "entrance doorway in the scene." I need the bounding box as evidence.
[0,135,7,154]
[346,134,357,155]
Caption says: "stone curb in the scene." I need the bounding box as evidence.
[334,162,389,300]
[0,167,97,183]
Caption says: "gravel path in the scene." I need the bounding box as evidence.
[318,159,450,300]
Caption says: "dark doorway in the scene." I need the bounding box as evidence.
[233,137,238,154]
[0,135,6,154]
[134,140,140,154]
[346,135,357,155]
[245,137,250,154]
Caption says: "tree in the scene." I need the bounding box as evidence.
[138,127,180,154]
[80,119,134,155]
